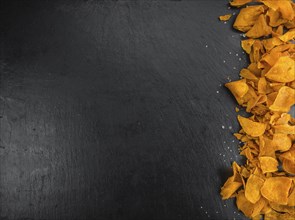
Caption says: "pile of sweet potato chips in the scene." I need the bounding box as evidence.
[219,0,295,219]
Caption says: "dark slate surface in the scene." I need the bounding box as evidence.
[0,1,249,220]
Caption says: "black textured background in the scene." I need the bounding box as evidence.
[0,1,249,220]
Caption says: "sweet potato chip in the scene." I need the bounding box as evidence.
[220,162,243,199]
[265,211,295,220]
[267,8,286,27]
[241,39,256,54]
[245,174,265,203]
[236,190,266,218]
[282,159,295,175]
[246,14,272,38]
[265,57,295,83]
[233,5,265,32]
[278,0,295,20]
[272,133,292,152]
[230,0,253,7]
[279,28,295,42]
[259,156,278,173]
[269,86,295,112]
[261,177,292,205]
[225,79,249,105]
[288,185,295,206]
[219,14,232,21]
[273,124,295,134]
[238,115,266,137]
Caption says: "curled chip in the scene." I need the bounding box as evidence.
[236,190,265,218]
[259,156,278,173]
[260,177,292,205]
[219,14,232,21]
[246,14,272,38]
[241,39,256,54]
[245,174,265,203]
[237,115,266,137]
[288,185,295,206]
[233,5,265,32]
[279,28,295,42]
[220,162,243,199]
[225,79,249,105]
[269,86,295,112]
[280,146,295,175]
[230,0,253,7]
[265,56,295,83]
[272,133,292,152]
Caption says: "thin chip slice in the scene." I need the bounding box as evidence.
[236,191,255,218]
[272,133,292,152]
[288,185,295,206]
[230,0,253,7]
[237,115,266,137]
[241,39,256,54]
[259,156,278,173]
[279,28,295,42]
[245,174,265,203]
[265,57,295,83]
[225,79,249,105]
[219,14,232,21]
[269,86,295,112]
[260,177,292,205]
[246,14,272,38]
[282,159,295,175]
[233,5,265,32]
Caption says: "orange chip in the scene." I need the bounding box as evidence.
[233,5,265,32]
[258,77,267,94]
[225,79,249,105]
[240,68,258,80]
[288,184,295,206]
[278,0,295,20]
[230,0,253,7]
[245,174,265,203]
[236,190,265,218]
[273,124,295,134]
[241,39,256,54]
[282,159,295,175]
[237,115,266,137]
[219,14,232,21]
[259,156,278,173]
[220,162,243,199]
[260,177,292,205]
[272,133,292,152]
[267,8,286,27]
[265,57,295,83]
[246,14,272,38]
[269,86,295,112]
[279,28,295,42]
[264,211,295,220]
[236,191,255,217]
